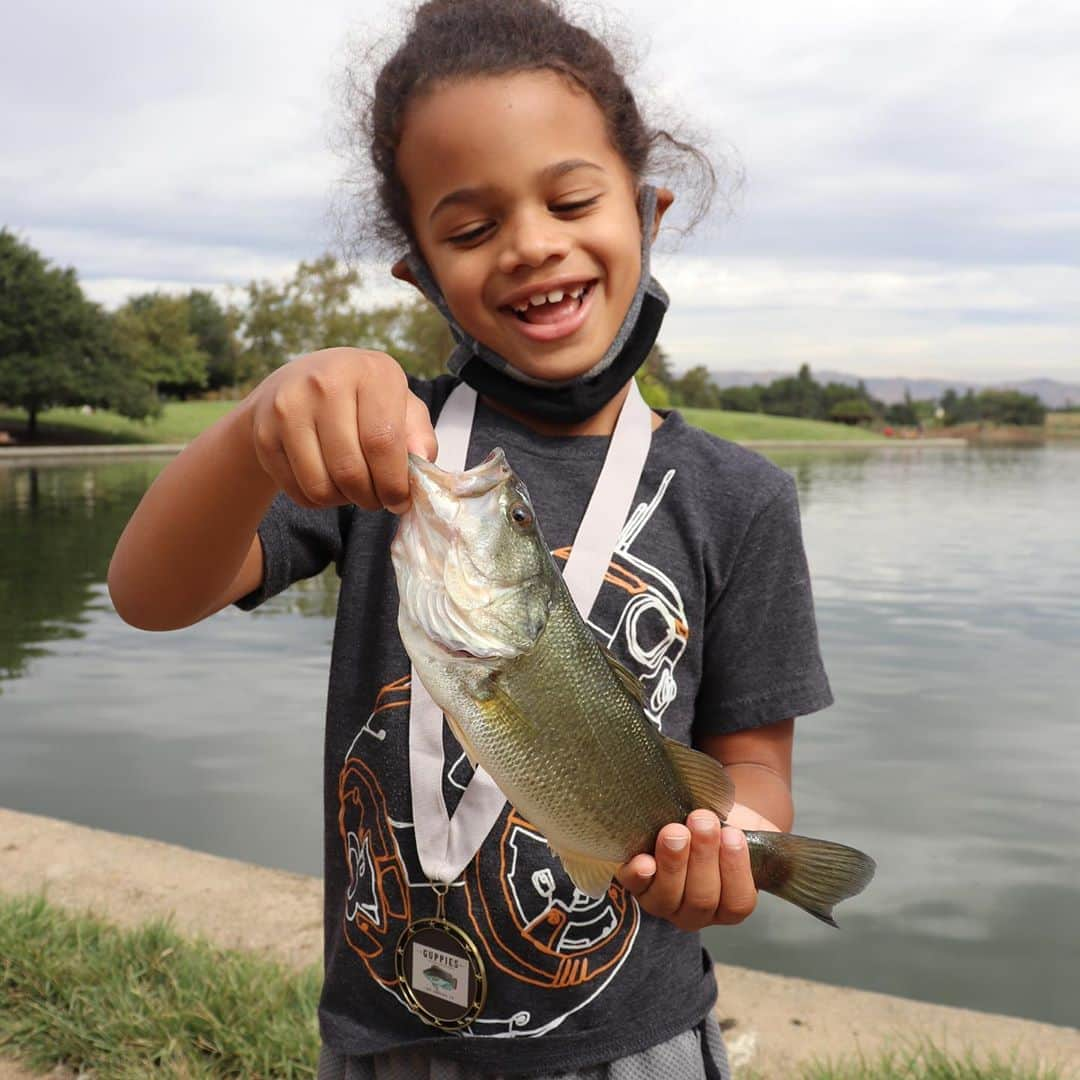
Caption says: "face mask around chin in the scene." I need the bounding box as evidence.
[401,186,670,425]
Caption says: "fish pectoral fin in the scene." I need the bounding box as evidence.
[480,676,540,736]
[664,737,736,820]
[598,643,647,706]
[554,848,623,900]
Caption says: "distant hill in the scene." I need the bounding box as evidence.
[708,370,1080,409]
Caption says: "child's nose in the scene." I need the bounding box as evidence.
[497,210,571,273]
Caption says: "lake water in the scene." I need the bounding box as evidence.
[2,444,1078,1029]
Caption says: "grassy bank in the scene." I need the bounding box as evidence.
[1,401,885,448]
[1047,412,1080,438]
[793,1045,1069,1080]
[0,894,319,1078]
[0,402,237,445]
[0,895,1068,1080]
[681,408,886,443]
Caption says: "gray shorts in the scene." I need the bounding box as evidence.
[316,1012,731,1080]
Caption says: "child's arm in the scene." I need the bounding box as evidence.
[615,718,794,931]
[108,347,436,631]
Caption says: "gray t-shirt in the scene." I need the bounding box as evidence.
[239,376,832,1075]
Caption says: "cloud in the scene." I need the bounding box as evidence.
[653,254,1080,381]
[2,0,1077,381]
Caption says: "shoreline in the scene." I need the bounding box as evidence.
[2,807,1077,1078]
[0,437,966,465]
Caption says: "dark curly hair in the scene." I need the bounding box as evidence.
[337,0,721,256]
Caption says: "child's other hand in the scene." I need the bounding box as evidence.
[246,347,437,514]
[616,804,778,932]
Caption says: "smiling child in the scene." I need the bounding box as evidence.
[109,2,833,1077]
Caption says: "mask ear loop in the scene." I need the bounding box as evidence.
[400,185,669,389]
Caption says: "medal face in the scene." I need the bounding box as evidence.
[394,918,487,1030]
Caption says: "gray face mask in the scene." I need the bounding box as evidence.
[401,185,670,405]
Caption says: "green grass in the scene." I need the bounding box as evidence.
[1,896,1069,1080]
[0,401,237,445]
[2,400,885,448]
[0,894,320,1079]
[792,1042,1071,1080]
[680,408,886,443]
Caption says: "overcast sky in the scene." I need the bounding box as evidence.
[2,0,1078,382]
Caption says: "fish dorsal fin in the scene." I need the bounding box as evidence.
[599,643,647,706]
[554,847,623,900]
[663,737,736,821]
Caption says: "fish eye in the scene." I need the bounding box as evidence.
[508,502,533,529]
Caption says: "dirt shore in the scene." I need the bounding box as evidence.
[1,807,1077,1078]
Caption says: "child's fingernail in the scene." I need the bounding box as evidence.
[664,832,689,852]
[690,811,716,834]
[721,828,744,851]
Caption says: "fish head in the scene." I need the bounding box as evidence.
[391,448,557,663]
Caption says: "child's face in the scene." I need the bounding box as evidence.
[395,72,668,383]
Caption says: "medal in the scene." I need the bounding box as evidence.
[394,885,487,1030]
[399,379,652,1028]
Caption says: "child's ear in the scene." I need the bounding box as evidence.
[650,188,675,241]
[391,258,421,291]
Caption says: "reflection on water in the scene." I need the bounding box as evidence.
[2,445,1079,1027]
[0,462,162,685]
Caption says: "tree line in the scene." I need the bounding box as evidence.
[659,361,1048,427]
[0,229,1049,433]
[0,231,453,437]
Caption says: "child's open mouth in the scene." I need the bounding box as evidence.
[501,280,596,342]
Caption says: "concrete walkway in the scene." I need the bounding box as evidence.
[2,808,1076,1078]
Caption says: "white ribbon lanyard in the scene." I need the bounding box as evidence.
[408,380,653,884]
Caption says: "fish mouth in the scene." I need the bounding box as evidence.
[402,449,511,559]
[407,447,511,507]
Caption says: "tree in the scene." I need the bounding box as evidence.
[112,293,209,399]
[885,390,919,427]
[187,289,244,392]
[634,344,673,408]
[0,229,154,437]
[829,398,875,425]
[671,365,721,409]
[641,344,676,389]
[759,364,824,419]
[365,298,455,378]
[717,385,762,413]
[239,254,374,380]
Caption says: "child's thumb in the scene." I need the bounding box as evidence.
[405,393,438,462]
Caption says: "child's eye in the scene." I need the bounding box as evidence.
[551,196,600,214]
[447,222,494,246]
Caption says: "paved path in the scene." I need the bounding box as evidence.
[2,808,1077,1078]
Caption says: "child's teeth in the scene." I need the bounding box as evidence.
[513,301,529,312]
[569,286,584,299]
[529,293,547,306]
[546,290,564,303]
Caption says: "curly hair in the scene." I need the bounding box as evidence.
[337,0,720,256]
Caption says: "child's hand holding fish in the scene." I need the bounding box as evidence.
[617,806,776,933]
[245,346,437,515]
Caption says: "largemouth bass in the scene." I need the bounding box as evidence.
[391,449,875,925]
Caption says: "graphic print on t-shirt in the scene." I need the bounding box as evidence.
[338,469,687,1036]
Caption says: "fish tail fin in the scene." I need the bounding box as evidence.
[744,830,876,927]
